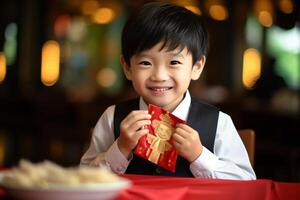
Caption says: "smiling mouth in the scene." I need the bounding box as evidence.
[148,87,172,92]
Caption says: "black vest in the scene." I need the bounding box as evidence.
[113,98,219,177]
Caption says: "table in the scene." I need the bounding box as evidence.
[0,173,299,200]
[116,174,300,200]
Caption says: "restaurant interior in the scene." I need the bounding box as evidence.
[0,0,299,182]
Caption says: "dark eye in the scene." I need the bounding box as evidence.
[170,60,181,65]
[139,61,151,65]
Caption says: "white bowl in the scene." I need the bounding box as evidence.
[0,172,131,200]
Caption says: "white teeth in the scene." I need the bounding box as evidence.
[151,87,170,91]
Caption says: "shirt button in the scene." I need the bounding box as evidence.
[155,167,161,174]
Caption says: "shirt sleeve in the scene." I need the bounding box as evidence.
[80,105,130,174]
[189,111,256,180]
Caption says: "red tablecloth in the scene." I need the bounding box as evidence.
[116,174,300,200]
[1,173,299,200]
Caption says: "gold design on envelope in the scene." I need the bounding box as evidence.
[146,113,174,164]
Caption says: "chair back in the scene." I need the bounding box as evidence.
[238,129,255,166]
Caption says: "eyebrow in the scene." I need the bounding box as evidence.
[169,52,185,59]
[136,52,185,59]
[135,53,151,58]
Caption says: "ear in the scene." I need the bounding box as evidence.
[120,55,132,80]
[191,56,206,80]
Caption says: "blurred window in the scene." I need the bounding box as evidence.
[266,25,300,89]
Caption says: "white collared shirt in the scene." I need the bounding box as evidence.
[80,91,256,180]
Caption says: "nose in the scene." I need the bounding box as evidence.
[150,66,169,81]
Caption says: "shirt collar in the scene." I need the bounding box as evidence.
[139,91,191,121]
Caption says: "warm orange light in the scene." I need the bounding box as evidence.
[0,134,5,166]
[41,40,60,86]
[258,11,273,27]
[81,0,99,15]
[184,5,202,15]
[243,48,261,89]
[0,52,6,83]
[209,4,228,21]
[93,8,115,24]
[278,0,293,14]
[254,0,273,27]
[96,67,117,88]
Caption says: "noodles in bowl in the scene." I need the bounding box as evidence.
[0,160,131,200]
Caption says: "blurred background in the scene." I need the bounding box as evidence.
[0,0,299,181]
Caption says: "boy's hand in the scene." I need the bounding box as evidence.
[117,110,151,159]
[172,123,203,162]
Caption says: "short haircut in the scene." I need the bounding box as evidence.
[121,2,209,66]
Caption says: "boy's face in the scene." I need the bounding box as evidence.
[121,42,205,112]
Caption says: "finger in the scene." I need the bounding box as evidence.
[176,123,195,132]
[172,132,185,144]
[172,139,186,153]
[174,126,190,139]
[135,128,149,139]
[123,110,151,126]
[121,119,151,139]
[121,110,150,131]
[176,124,199,138]
[130,119,151,132]
[172,139,181,149]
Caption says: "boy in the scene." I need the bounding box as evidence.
[81,2,256,180]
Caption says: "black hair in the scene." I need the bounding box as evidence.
[121,2,209,66]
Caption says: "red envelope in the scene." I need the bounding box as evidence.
[134,104,186,172]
